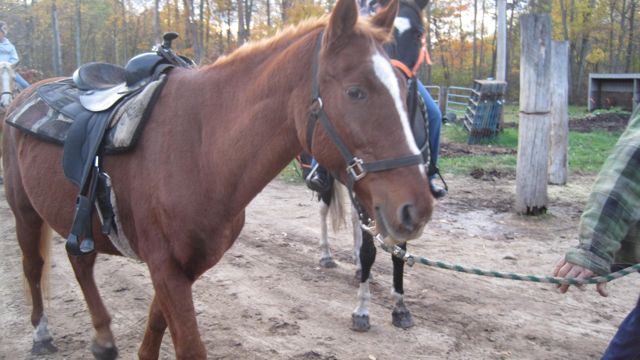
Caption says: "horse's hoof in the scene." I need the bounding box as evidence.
[91,340,118,360]
[32,339,58,355]
[351,313,370,332]
[392,307,414,329]
[319,257,337,268]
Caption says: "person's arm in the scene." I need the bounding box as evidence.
[554,106,640,295]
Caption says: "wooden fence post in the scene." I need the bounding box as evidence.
[515,14,552,215]
[549,41,570,185]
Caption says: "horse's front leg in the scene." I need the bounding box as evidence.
[68,253,118,360]
[391,242,414,329]
[138,296,167,360]
[351,229,375,332]
[148,260,205,360]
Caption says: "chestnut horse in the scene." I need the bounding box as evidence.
[3,0,433,358]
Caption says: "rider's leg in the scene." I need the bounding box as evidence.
[15,72,29,90]
[416,79,446,198]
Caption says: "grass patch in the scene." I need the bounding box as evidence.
[278,160,304,183]
[440,123,621,176]
[568,130,621,172]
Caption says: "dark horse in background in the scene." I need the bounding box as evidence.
[2,0,433,359]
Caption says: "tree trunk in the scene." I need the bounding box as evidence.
[183,0,202,61]
[472,0,478,79]
[496,0,506,81]
[75,0,82,67]
[266,0,271,27]
[51,1,63,76]
[121,0,128,64]
[245,0,254,40]
[516,14,552,215]
[432,18,450,84]
[479,0,486,78]
[625,0,636,71]
[426,4,433,83]
[615,0,628,71]
[238,0,246,46]
[154,0,161,44]
[549,41,569,185]
[608,0,617,71]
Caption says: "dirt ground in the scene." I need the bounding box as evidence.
[0,168,639,360]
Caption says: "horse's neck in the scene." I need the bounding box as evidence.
[173,31,318,214]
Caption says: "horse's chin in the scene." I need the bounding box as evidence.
[374,206,425,245]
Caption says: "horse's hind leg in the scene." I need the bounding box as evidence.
[351,227,375,332]
[15,217,57,355]
[318,192,337,268]
[391,242,414,329]
[351,206,363,278]
[138,296,167,360]
[68,253,118,360]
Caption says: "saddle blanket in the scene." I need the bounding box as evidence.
[5,75,167,154]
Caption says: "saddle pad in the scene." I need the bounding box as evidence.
[5,75,167,153]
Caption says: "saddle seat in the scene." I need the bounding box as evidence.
[72,53,170,112]
[73,62,126,91]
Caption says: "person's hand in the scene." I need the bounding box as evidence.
[553,257,608,297]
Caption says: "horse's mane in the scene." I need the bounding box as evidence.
[212,15,392,68]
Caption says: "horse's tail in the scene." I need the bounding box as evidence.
[329,180,347,232]
[23,223,52,304]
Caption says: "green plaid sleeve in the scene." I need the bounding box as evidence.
[566,106,640,275]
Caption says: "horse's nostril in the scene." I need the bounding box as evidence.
[399,203,417,232]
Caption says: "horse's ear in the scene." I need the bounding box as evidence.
[325,0,359,47]
[370,0,399,33]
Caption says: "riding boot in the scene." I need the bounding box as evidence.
[305,164,332,193]
[429,178,447,199]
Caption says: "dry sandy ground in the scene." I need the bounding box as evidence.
[0,174,638,360]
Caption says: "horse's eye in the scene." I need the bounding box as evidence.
[346,87,367,101]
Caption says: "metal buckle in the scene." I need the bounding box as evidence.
[347,157,366,181]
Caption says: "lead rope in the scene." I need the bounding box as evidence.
[360,221,640,285]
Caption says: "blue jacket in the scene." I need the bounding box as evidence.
[0,38,19,65]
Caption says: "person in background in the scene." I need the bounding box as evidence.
[553,105,640,360]
[373,0,446,198]
[0,21,30,90]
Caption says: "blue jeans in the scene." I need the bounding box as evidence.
[601,295,640,359]
[15,72,29,90]
[416,79,442,179]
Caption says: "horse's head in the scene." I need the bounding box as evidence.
[0,62,15,110]
[302,0,433,244]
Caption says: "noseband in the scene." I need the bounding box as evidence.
[305,31,425,184]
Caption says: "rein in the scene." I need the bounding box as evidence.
[361,224,640,285]
[306,31,426,224]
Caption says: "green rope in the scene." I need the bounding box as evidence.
[375,238,640,285]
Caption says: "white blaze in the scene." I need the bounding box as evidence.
[371,52,421,156]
